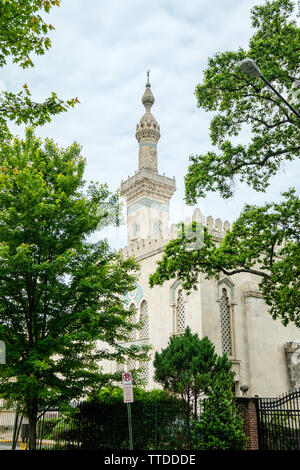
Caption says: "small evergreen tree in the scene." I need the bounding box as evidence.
[153,327,232,429]
[192,371,247,450]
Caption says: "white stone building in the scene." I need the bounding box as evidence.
[103,75,300,398]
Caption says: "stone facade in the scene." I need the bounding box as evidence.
[102,76,300,398]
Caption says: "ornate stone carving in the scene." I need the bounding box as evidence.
[285,341,300,391]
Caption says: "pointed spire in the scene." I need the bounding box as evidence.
[142,70,155,113]
[136,71,160,173]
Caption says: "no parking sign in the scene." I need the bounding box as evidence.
[122,371,134,403]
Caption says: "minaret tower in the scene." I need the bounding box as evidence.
[121,72,176,243]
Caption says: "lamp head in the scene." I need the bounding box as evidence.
[239,59,261,78]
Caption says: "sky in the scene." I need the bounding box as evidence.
[2,0,299,248]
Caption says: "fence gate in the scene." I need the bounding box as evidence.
[257,389,300,450]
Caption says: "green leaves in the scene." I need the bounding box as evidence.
[0,0,60,68]
[0,130,148,423]
[150,190,300,327]
[153,327,233,416]
[185,0,299,202]
[150,0,300,330]
[0,1,79,141]
[192,371,246,450]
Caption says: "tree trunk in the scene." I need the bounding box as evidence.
[194,392,198,420]
[28,413,38,450]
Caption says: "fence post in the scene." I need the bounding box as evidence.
[236,397,260,450]
[127,403,133,450]
[11,412,19,450]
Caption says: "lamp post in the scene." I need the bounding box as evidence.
[239,58,300,119]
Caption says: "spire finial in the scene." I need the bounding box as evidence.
[142,70,154,112]
[146,69,150,87]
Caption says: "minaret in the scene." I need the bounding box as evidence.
[121,72,176,243]
[136,70,160,173]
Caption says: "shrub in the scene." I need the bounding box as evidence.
[54,387,187,450]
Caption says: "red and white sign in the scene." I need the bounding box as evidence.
[122,371,134,403]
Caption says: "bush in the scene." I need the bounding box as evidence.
[192,373,247,450]
[54,387,187,450]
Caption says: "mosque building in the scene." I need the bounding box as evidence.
[102,74,300,397]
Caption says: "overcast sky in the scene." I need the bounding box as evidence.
[2,0,299,248]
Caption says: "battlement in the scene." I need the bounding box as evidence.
[121,207,231,259]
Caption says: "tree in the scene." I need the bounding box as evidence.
[149,0,300,328]
[0,0,78,139]
[185,0,299,202]
[150,190,300,327]
[192,371,246,450]
[153,327,233,430]
[0,129,149,449]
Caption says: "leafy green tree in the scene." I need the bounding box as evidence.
[0,0,78,138]
[153,327,233,429]
[192,371,246,450]
[0,129,149,450]
[185,0,299,202]
[150,0,300,328]
[150,190,300,327]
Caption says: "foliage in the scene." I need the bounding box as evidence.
[153,328,233,428]
[185,0,300,202]
[149,0,300,328]
[53,386,186,450]
[0,129,149,448]
[192,372,247,450]
[0,0,78,139]
[150,190,300,327]
[37,416,60,439]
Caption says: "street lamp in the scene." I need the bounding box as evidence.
[239,58,300,119]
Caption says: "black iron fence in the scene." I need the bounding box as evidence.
[257,389,300,450]
[1,401,194,450]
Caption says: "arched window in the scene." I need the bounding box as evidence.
[140,300,149,339]
[220,288,232,355]
[176,290,185,332]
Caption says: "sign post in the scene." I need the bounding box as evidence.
[122,371,134,450]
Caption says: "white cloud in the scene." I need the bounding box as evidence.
[3,0,298,248]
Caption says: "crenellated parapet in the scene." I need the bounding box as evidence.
[122,207,232,259]
[122,236,170,259]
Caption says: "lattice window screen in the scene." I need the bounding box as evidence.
[127,358,136,372]
[176,290,185,332]
[140,300,149,339]
[220,288,232,355]
[128,303,137,341]
[139,362,149,385]
[116,362,124,373]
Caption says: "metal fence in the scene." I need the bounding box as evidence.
[1,401,193,450]
[257,389,300,450]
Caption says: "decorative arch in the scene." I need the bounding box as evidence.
[217,277,235,300]
[123,283,144,307]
